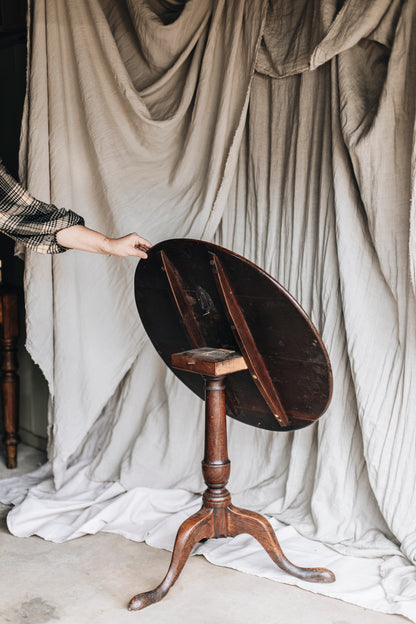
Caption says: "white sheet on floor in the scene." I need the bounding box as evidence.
[1,0,416,620]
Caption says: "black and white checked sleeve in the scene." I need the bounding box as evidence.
[0,161,85,254]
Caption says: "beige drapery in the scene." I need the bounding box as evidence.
[1,0,416,618]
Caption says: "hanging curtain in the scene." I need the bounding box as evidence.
[1,0,416,619]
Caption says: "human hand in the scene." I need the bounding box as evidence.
[104,233,152,258]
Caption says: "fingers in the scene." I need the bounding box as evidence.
[134,234,152,250]
[134,246,149,259]
[130,233,152,258]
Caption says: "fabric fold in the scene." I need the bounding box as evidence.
[20,0,268,483]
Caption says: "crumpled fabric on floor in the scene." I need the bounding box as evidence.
[2,0,416,620]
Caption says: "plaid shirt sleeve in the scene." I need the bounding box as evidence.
[0,161,85,254]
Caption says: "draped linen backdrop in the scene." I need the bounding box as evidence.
[2,0,416,619]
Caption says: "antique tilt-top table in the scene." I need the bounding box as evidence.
[129,238,335,610]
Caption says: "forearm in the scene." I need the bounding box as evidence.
[0,162,151,257]
[56,224,112,254]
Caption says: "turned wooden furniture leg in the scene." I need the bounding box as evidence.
[128,363,335,611]
[0,290,19,469]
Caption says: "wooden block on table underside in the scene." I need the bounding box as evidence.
[171,347,248,376]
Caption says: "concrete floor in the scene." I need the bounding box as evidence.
[0,445,408,624]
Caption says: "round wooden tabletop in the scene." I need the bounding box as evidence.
[134,239,332,432]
